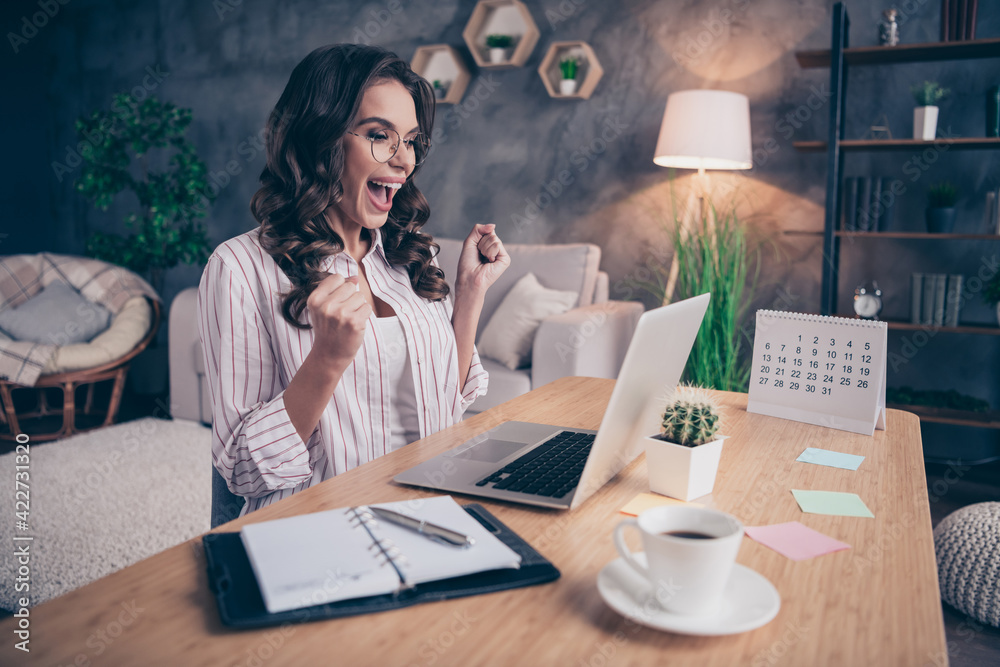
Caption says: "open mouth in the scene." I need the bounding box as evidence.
[366,179,402,212]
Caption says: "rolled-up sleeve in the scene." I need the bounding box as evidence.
[197,256,316,498]
[458,346,489,415]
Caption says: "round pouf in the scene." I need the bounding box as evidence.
[933,502,1000,628]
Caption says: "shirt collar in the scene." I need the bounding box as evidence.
[321,226,387,272]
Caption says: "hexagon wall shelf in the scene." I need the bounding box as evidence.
[462,0,540,69]
[411,45,470,105]
[538,41,604,100]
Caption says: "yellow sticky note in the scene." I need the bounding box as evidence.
[619,492,702,516]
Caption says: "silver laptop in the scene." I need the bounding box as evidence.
[394,293,711,510]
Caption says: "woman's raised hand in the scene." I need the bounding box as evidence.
[455,224,511,297]
[306,274,371,369]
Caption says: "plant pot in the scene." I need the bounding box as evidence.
[926,207,956,233]
[489,47,509,64]
[914,105,939,140]
[644,434,727,501]
[559,79,578,95]
[434,87,447,100]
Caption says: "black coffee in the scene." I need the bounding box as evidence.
[660,530,716,540]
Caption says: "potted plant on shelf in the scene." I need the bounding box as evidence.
[926,181,958,233]
[485,34,513,64]
[432,79,449,100]
[558,56,580,95]
[644,386,727,501]
[983,272,1000,327]
[911,80,949,140]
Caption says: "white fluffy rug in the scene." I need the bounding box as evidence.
[0,418,211,610]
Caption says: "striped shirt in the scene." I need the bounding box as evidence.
[197,227,488,515]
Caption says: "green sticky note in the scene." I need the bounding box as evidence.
[791,490,874,518]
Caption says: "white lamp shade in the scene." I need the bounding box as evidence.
[653,89,752,170]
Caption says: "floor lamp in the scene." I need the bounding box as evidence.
[652,89,753,305]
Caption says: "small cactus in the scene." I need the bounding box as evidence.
[658,387,721,447]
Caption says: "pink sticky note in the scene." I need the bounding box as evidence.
[745,521,851,561]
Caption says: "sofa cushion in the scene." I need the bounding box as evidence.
[477,272,578,370]
[466,358,532,414]
[433,238,601,334]
[0,281,111,345]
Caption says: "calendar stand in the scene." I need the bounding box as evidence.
[747,311,887,436]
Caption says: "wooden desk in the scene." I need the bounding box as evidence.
[1,377,946,666]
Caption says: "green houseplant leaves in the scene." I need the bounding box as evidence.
[76,93,212,293]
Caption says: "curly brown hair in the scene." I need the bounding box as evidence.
[250,44,449,329]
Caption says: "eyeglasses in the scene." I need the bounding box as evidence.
[346,128,431,166]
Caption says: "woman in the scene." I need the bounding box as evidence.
[197,44,509,515]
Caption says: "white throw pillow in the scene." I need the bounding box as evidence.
[477,272,578,370]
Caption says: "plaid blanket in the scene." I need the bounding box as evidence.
[0,253,160,386]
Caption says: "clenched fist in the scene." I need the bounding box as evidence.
[456,223,510,297]
[306,274,372,369]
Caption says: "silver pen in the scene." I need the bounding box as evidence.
[368,506,475,548]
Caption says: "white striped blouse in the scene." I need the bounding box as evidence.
[197,227,488,515]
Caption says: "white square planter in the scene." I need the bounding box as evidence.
[914,106,939,140]
[644,435,727,501]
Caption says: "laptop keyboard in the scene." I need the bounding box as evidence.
[474,430,595,498]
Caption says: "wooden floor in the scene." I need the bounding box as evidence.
[926,460,1000,667]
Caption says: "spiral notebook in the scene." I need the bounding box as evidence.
[748,310,887,435]
[239,495,522,614]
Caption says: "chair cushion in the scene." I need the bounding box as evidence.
[0,281,111,344]
[433,238,601,332]
[466,358,532,414]
[477,273,578,370]
[934,501,1000,628]
[42,296,152,375]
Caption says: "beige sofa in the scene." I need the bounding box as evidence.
[170,240,642,424]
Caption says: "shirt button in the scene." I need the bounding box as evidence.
[417,358,423,365]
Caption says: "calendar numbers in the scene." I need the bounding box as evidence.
[750,312,886,436]
[753,330,877,401]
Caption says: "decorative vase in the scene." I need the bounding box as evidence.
[559,79,578,95]
[879,9,900,46]
[489,47,508,64]
[926,207,956,233]
[644,434,727,501]
[914,106,939,140]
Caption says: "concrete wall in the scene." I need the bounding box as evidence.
[2,0,998,452]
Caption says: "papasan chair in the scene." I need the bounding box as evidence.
[0,253,160,442]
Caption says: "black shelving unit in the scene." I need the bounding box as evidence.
[794,2,1000,430]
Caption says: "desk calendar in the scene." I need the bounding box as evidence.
[747,311,887,436]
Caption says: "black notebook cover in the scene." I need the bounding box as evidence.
[203,503,560,628]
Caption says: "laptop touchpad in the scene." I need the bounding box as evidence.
[449,439,527,463]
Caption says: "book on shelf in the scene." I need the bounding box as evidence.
[932,274,947,326]
[945,274,964,327]
[911,273,924,324]
[857,177,873,232]
[986,187,1000,235]
[869,177,883,233]
[843,177,858,231]
[921,273,936,326]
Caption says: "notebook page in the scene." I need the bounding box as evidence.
[366,496,522,585]
[240,508,399,614]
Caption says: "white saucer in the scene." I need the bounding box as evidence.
[597,553,781,636]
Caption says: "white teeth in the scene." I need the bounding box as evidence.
[369,180,402,190]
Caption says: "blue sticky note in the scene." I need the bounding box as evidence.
[796,447,865,471]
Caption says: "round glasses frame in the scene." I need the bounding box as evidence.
[346,128,430,166]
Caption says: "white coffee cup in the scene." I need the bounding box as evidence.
[613,505,744,616]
